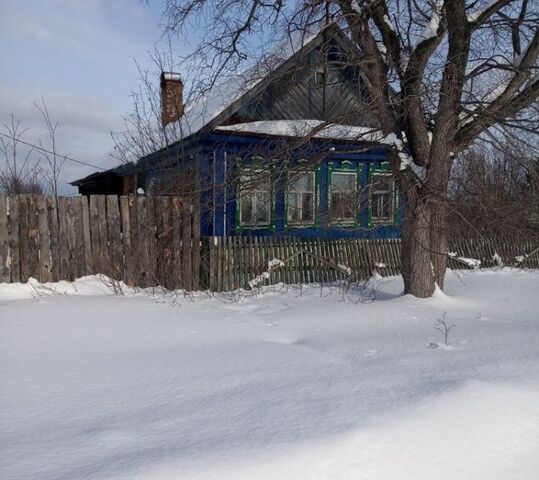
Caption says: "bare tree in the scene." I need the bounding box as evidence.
[0,114,43,194]
[34,99,67,202]
[434,312,455,346]
[162,0,539,297]
[110,51,185,166]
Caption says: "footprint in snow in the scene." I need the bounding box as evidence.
[364,349,378,357]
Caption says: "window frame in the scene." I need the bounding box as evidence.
[328,162,362,227]
[314,67,325,87]
[236,164,273,228]
[286,169,317,227]
[368,163,398,226]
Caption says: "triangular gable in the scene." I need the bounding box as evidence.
[182,23,377,137]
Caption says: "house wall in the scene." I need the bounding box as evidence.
[200,132,402,239]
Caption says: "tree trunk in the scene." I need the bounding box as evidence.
[401,189,449,297]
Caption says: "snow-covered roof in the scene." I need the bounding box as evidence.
[216,120,386,142]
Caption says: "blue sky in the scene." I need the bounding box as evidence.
[0,0,173,193]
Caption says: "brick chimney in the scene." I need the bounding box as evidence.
[160,72,184,126]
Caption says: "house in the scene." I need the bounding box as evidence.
[72,24,401,240]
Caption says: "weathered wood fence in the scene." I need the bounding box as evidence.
[0,194,200,290]
[201,236,539,291]
[1,194,537,292]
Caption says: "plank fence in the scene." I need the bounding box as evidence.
[0,194,200,290]
[1,194,538,292]
[201,235,539,291]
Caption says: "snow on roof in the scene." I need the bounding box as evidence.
[162,72,182,81]
[216,120,386,142]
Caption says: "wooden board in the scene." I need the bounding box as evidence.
[0,195,9,282]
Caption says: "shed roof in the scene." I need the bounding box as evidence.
[70,162,136,186]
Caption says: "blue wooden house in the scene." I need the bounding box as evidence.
[73,24,401,240]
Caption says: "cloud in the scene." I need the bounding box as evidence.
[0,0,172,194]
[0,88,125,194]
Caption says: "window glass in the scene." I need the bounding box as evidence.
[287,171,315,224]
[330,171,357,223]
[371,173,394,223]
[239,169,271,226]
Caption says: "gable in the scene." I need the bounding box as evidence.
[185,24,380,136]
[224,38,377,128]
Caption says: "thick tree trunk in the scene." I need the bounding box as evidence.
[401,189,449,297]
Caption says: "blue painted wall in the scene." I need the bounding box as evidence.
[146,131,402,239]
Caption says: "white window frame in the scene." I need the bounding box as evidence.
[329,170,358,224]
[370,172,395,224]
[238,167,272,227]
[287,170,316,225]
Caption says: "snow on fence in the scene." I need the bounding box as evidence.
[201,235,539,292]
[0,194,200,290]
[1,194,538,292]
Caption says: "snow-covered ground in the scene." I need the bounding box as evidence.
[1,270,538,480]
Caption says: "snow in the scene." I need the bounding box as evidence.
[248,258,285,288]
[449,252,481,269]
[1,269,539,479]
[417,1,443,43]
[216,120,385,142]
[467,0,500,23]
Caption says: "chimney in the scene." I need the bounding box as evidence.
[161,72,184,126]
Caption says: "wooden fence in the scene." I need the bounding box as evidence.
[201,236,539,291]
[0,194,200,290]
[1,194,537,292]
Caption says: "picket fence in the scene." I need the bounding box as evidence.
[201,235,539,292]
[0,194,200,290]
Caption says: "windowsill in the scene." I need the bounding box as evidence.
[329,222,358,228]
[237,224,272,229]
[370,220,396,226]
[287,223,316,228]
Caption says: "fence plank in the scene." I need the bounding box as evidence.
[119,196,132,285]
[81,196,93,276]
[72,197,85,279]
[89,196,102,276]
[181,206,192,290]
[171,198,183,289]
[66,198,78,280]
[37,196,52,282]
[18,196,31,282]
[0,195,9,282]
[106,195,122,281]
[8,196,20,282]
[46,197,59,281]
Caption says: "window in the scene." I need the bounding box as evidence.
[287,171,315,224]
[370,173,395,224]
[314,67,325,86]
[330,171,357,223]
[238,168,271,226]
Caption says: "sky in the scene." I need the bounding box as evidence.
[0,0,174,194]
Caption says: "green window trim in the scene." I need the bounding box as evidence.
[328,161,363,227]
[284,169,318,228]
[367,162,399,227]
[235,161,276,231]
